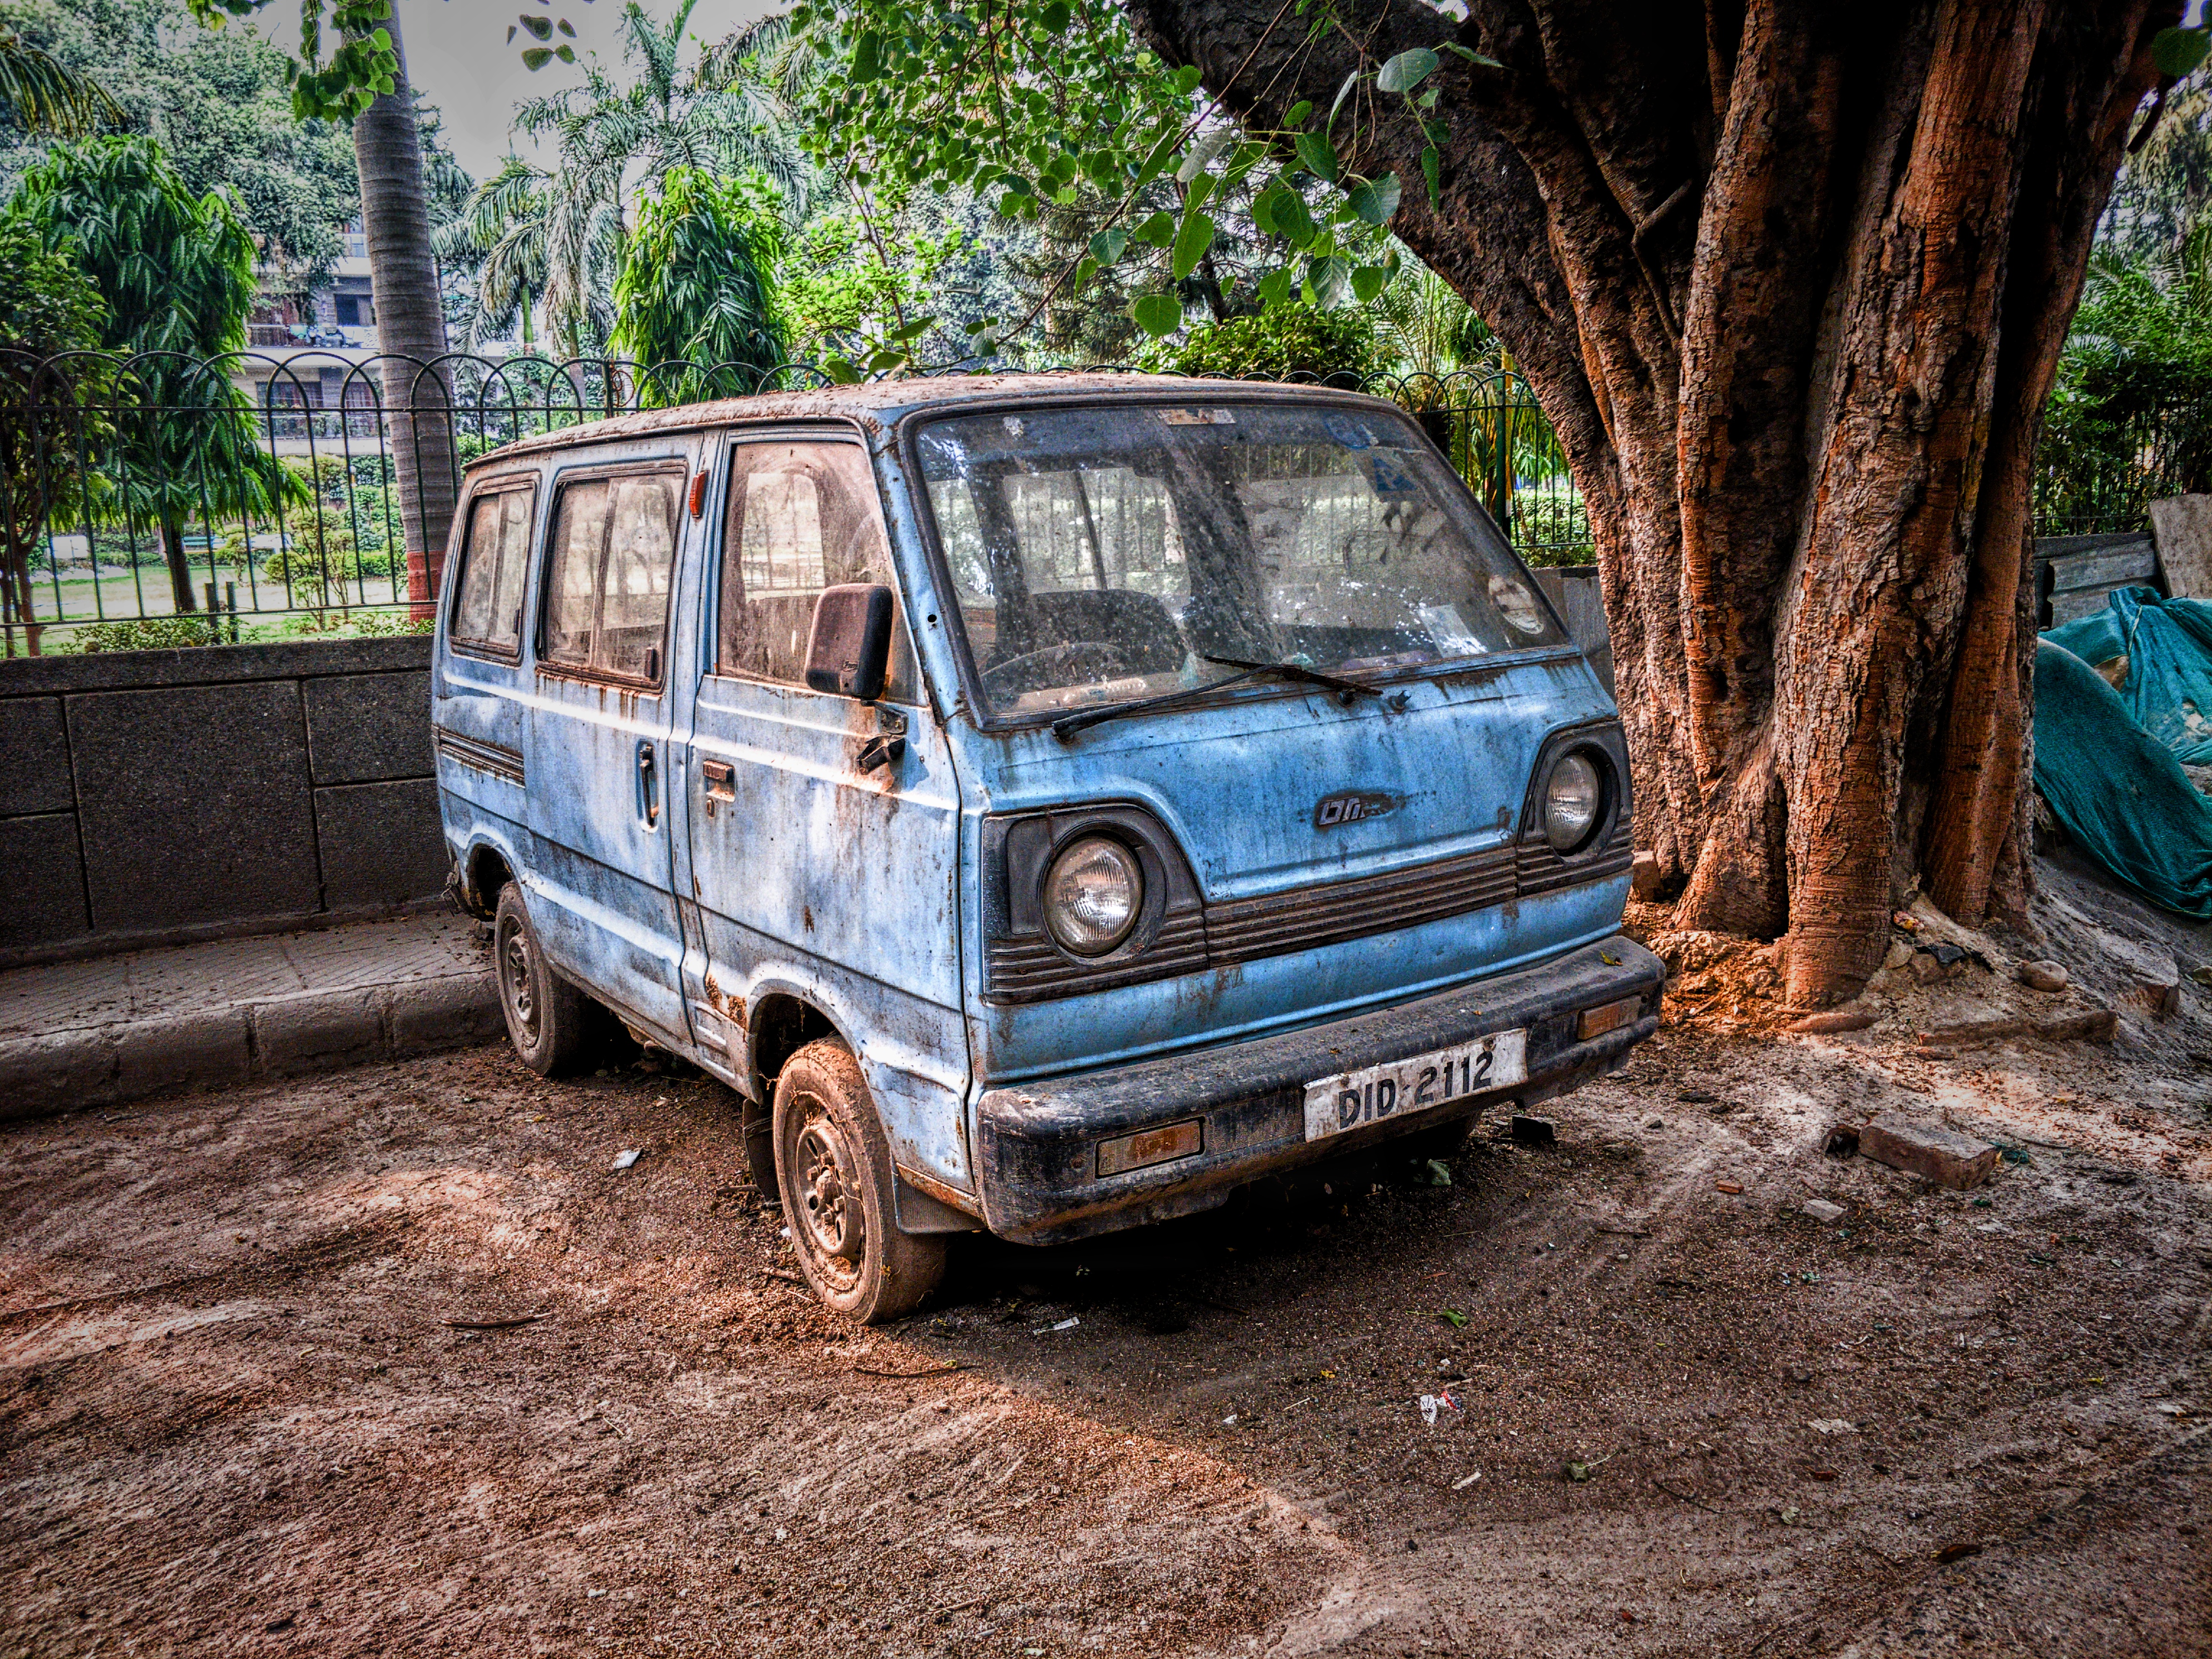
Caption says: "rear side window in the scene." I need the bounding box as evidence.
[717,441,915,700]
[541,468,683,682]
[450,482,535,655]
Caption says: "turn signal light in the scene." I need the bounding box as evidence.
[1096,1118,1203,1178]
[1577,995,1643,1041]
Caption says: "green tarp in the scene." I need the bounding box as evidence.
[2043,587,2212,765]
[2032,629,2212,920]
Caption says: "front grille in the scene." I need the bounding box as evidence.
[986,911,1208,1005]
[1206,843,1519,966]
[1516,817,1634,895]
[985,830,1630,1004]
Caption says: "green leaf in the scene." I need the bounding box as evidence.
[1422,145,1441,209]
[1171,64,1204,96]
[822,356,866,385]
[1327,69,1358,135]
[518,12,553,41]
[1133,209,1176,246]
[521,45,552,69]
[1284,99,1312,127]
[1344,171,1401,225]
[1270,187,1314,246]
[1040,0,1072,31]
[1294,130,1339,183]
[1307,254,1350,307]
[1350,263,1391,303]
[1440,42,1504,69]
[851,30,883,83]
[1376,47,1439,93]
[1089,227,1129,265]
[1133,292,1183,337]
[1171,210,1216,280]
[1073,254,1099,286]
[2152,26,2210,77]
[554,44,574,62]
[1256,266,1294,306]
[557,17,574,36]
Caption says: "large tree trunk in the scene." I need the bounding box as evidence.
[160,518,195,616]
[1126,0,2171,1004]
[351,4,456,621]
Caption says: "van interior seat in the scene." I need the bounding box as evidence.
[1007,588,1184,676]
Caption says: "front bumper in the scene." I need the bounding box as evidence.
[973,935,1664,1244]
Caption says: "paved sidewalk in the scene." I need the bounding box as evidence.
[0,913,500,1120]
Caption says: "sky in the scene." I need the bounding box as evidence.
[252,0,781,180]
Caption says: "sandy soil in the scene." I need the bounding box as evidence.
[3,867,2208,1658]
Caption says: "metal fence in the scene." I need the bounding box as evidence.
[2029,385,2212,539]
[0,348,1596,655]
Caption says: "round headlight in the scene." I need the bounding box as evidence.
[1542,752,1603,852]
[1043,837,1143,955]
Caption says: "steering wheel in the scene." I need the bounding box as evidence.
[980,640,1132,698]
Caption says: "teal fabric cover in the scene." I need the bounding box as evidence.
[2032,638,2212,919]
[2042,587,2212,765]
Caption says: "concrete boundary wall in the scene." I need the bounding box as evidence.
[0,637,446,968]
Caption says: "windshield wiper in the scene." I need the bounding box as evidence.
[1049,671,1263,741]
[1198,655,1382,699]
[1049,655,1380,742]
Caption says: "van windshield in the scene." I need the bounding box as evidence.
[913,399,1567,722]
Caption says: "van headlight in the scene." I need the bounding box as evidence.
[1043,837,1143,955]
[1542,752,1603,852]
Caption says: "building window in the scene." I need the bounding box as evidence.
[334,294,376,327]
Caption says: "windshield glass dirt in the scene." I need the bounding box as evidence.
[914,399,1567,721]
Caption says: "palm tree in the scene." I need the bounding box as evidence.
[0,22,123,135]
[463,0,809,360]
[347,1,457,618]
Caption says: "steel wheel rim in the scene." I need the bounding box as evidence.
[790,1099,864,1286]
[501,923,537,1040]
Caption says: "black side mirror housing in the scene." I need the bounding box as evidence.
[804,584,895,701]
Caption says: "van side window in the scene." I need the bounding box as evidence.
[542,469,682,682]
[450,482,535,655]
[717,442,915,701]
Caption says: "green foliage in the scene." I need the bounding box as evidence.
[2102,64,2212,262]
[2041,220,2212,529]
[0,213,116,645]
[0,0,364,295]
[8,134,305,533]
[64,614,216,651]
[786,0,1483,355]
[612,167,788,403]
[1135,301,1374,381]
[778,201,971,368]
[0,17,120,133]
[442,0,806,358]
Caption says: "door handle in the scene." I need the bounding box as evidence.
[701,758,736,799]
[637,739,659,828]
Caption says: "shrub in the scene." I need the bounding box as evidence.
[64,616,217,652]
[1136,303,1376,383]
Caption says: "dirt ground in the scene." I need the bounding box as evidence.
[3,864,2209,1658]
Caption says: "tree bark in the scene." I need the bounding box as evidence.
[1126,0,2171,1004]
[160,518,195,616]
[351,3,456,621]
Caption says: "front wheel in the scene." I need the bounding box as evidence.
[773,1039,946,1323]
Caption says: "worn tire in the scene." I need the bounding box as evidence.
[493,883,591,1077]
[772,1039,947,1323]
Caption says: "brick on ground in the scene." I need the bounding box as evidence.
[1858,1115,1999,1190]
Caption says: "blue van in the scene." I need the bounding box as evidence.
[432,375,1661,1321]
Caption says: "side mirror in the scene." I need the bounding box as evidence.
[804,584,895,701]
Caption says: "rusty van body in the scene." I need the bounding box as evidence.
[431,374,1661,1321]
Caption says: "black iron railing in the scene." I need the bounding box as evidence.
[0,348,1593,654]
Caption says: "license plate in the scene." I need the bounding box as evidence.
[1302,1030,1527,1142]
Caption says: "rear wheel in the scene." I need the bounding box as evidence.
[773,1039,946,1323]
[493,883,591,1076]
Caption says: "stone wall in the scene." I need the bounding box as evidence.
[0,636,444,966]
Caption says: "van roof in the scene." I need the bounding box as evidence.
[465,371,1400,471]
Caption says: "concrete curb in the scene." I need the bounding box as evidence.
[0,969,502,1123]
